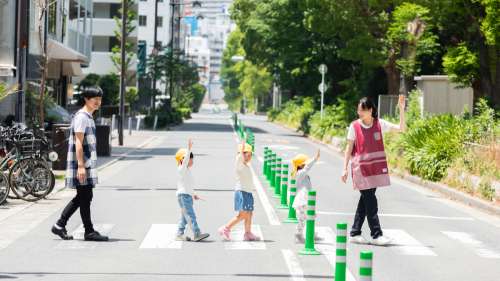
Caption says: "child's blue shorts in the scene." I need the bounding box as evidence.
[234,190,254,212]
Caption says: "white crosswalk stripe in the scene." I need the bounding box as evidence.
[139,224,183,249]
[316,227,356,281]
[55,223,114,249]
[281,249,306,281]
[224,225,266,250]
[384,229,437,256]
[441,231,500,259]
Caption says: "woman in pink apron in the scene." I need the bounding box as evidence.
[341,96,405,246]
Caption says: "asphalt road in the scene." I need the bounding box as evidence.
[0,109,499,281]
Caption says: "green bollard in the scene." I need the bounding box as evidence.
[278,164,289,209]
[274,158,282,198]
[284,179,298,223]
[265,150,273,180]
[359,251,373,281]
[263,147,269,176]
[299,190,320,255]
[335,223,348,281]
[270,154,277,186]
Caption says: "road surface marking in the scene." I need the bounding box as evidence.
[317,211,474,221]
[139,224,183,249]
[441,231,500,259]
[225,225,266,250]
[55,224,114,249]
[281,249,306,281]
[316,227,356,281]
[384,229,437,256]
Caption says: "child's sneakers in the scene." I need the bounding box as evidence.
[243,232,261,241]
[218,226,231,241]
[175,234,191,241]
[295,233,305,243]
[193,232,210,242]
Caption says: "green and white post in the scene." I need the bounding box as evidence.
[278,164,289,208]
[266,151,273,181]
[263,147,269,176]
[284,179,298,223]
[270,154,277,187]
[359,251,373,281]
[299,190,320,255]
[274,158,282,198]
[335,222,348,281]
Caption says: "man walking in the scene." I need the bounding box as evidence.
[51,86,109,241]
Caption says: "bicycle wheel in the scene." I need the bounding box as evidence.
[8,158,38,202]
[0,172,9,205]
[31,165,55,199]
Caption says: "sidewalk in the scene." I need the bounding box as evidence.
[0,131,158,223]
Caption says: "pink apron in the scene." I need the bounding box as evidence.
[351,119,390,190]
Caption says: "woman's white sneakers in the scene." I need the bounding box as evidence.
[371,235,393,246]
[349,235,393,246]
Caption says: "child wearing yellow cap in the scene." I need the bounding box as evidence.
[218,140,260,241]
[175,139,209,242]
[292,149,320,243]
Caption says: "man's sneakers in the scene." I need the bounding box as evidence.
[193,232,210,242]
[349,235,369,244]
[84,231,109,241]
[243,232,261,241]
[371,235,392,246]
[218,226,231,241]
[51,225,73,240]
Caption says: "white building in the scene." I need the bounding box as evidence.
[83,0,137,80]
[191,0,234,102]
[185,36,210,88]
[137,0,173,56]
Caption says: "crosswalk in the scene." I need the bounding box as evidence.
[50,223,500,262]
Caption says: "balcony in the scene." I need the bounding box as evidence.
[92,18,138,37]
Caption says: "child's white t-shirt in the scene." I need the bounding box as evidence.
[235,154,255,193]
[176,149,194,196]
[346,119,399,141]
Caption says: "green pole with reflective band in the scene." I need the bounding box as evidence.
[299,190,320,255]
[274,158,282,198]
[266,151,273,181]
[284,179,298,223]
[263,147,269,176]
[278,164,289,208]
[359,251,373,281]
[335,223,348,281]
[270,154,277,187]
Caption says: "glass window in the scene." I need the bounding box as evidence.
[156,16,163,27]
[139,15,147,26]
[48,0,58,36]
[69,0,78,20]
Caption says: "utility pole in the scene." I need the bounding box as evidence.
[16,0,29,123]
[118,0,128,146]
[151,0,159,111]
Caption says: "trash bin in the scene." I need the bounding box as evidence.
[51,124,70,171]
[96,125,112,156]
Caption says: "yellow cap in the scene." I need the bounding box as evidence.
[239,143,253,153]
[175,148,187,165]
[291,154,309,177]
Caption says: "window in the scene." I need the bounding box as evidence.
[156,16,163,27]
[139,15,147,26]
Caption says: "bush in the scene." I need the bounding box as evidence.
[309,97,356,141]
[190,84,206,113]
[400,114,466,181]
[273,97,315,134]
[144,108,183,129]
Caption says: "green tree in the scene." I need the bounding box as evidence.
[111,0,137,81]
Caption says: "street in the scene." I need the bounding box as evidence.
[1,110,499,281]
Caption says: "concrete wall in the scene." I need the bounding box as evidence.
[415,75,473,115]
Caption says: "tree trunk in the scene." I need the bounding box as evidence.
[384,51,400,96]
[493,46,500,108]
[476,37,493,103]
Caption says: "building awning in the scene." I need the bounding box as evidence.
[47,39,87,62]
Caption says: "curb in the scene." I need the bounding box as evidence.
[269,119,500,217]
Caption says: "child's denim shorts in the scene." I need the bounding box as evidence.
[234,190,254,212]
